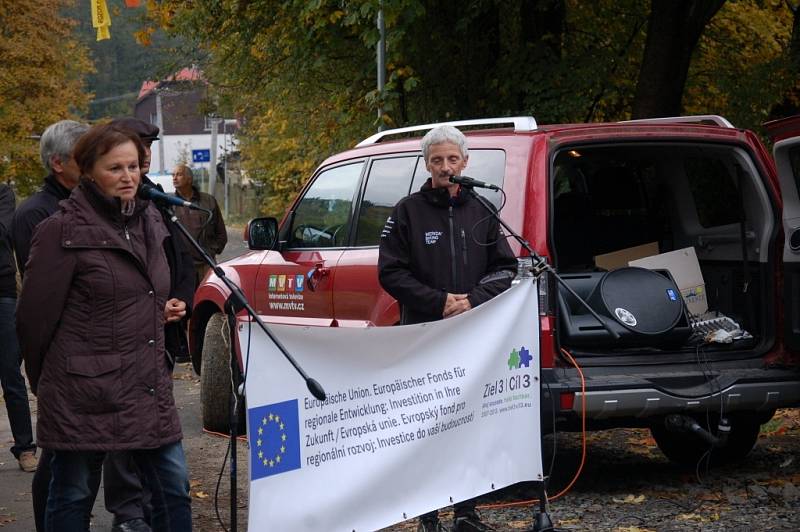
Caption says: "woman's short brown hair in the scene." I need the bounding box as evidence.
[72,123,146,178]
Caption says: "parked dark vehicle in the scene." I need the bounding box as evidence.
[191,115,800,466]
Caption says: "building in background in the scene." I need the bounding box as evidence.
[133,67,239,194]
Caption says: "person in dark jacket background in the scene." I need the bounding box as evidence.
[17,123,192,531]
[172,163,227,287]
[102,117,196,532]
[378,124,517,532]
[12,120,89,275]
[0,183,37,473]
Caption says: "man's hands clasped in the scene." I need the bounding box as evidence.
[443,293,472,318]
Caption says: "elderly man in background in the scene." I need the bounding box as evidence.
[12,120,88,273]
[172,162,227,286]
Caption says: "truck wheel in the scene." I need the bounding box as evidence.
[201,312,235,433]
[650,412,764,467]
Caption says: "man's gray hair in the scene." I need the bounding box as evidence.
[421,125,468,161]
[40,120,89,172]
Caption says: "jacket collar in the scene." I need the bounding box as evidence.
[43,174,72,201]
[419,178,469,207]
[175,185,201,202]
[77,178,148,225]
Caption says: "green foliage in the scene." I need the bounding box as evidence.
[685,0,795,133]
[61,3,187,121]
[146,0,798,216]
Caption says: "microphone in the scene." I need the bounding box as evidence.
[449,175,500,191]
[138,184,207,211]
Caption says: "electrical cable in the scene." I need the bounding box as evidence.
[212,314,232,532]
[477,347,588,511]
[471,187,510,248]
[210,308,254,532]
[201,428,247,441]
[545,380,559,481]
[214,436,231,532]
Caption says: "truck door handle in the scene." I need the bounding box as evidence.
[306,263,330,292]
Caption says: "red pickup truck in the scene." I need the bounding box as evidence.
[191,115,800,466]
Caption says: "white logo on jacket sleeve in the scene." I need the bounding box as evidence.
[380,216,394,238]
[425,231,443,245]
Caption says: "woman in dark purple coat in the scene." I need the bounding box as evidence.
[17,123,192,531]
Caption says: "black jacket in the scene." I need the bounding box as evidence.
[141,176,196,363]
[11,175,71,276]
[378,179,517,324]
[0,184,17,298]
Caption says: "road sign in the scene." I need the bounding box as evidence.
[192,149,211,163]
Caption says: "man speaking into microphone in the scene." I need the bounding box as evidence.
[378,124,517,532]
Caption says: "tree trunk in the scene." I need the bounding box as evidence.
[631,0,725,119]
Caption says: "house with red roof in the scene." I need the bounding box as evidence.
[134,67,238,192]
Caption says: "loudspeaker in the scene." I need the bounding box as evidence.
[558,267,691,347]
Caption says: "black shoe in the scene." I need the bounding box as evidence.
[417,516,446,532]
[111,518,151,532]
[453,510,494,532]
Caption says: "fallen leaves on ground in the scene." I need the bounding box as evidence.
[612,494,647,504]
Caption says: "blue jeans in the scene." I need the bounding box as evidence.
[46,442,192,532]
[0,297,34,458]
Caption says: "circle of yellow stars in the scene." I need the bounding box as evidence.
[256,412,287,468]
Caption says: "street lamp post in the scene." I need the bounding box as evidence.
[222,119,237,218]
[155,87,166,174]
[208,116,220,196]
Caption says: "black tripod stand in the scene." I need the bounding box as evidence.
[166,208,326,532]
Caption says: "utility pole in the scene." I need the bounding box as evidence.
[208,116,220,197]
[222,119,237,218]
[377,1,386,132]
[155,88,166,174]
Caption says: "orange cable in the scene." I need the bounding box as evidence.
[202,427,249,442]
[477,347,588,510]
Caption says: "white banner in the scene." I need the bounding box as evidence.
[242,279,542,532]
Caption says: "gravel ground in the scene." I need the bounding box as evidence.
[5,361,796,531]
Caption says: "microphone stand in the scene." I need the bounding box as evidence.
[163,206,326,532]
[465,187,618,532]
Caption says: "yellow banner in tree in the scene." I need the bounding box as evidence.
[91,0,111,41]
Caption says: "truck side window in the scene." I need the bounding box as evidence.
[410,149,507,209]
[354,157,417,247]
[288,162,364,248]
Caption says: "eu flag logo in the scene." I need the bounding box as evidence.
[248,399,301,480]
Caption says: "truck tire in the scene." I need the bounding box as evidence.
[650,412,764,467]
[201,312,234,433]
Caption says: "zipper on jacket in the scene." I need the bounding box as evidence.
[461,228,468,267]
[448,206,458,288]
[124,225,130,241]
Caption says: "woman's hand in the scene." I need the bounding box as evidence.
[164,298,187,323]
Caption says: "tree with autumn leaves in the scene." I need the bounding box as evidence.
[2,1,799,210]
[143,0,800,215]
[0,0,92,194]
